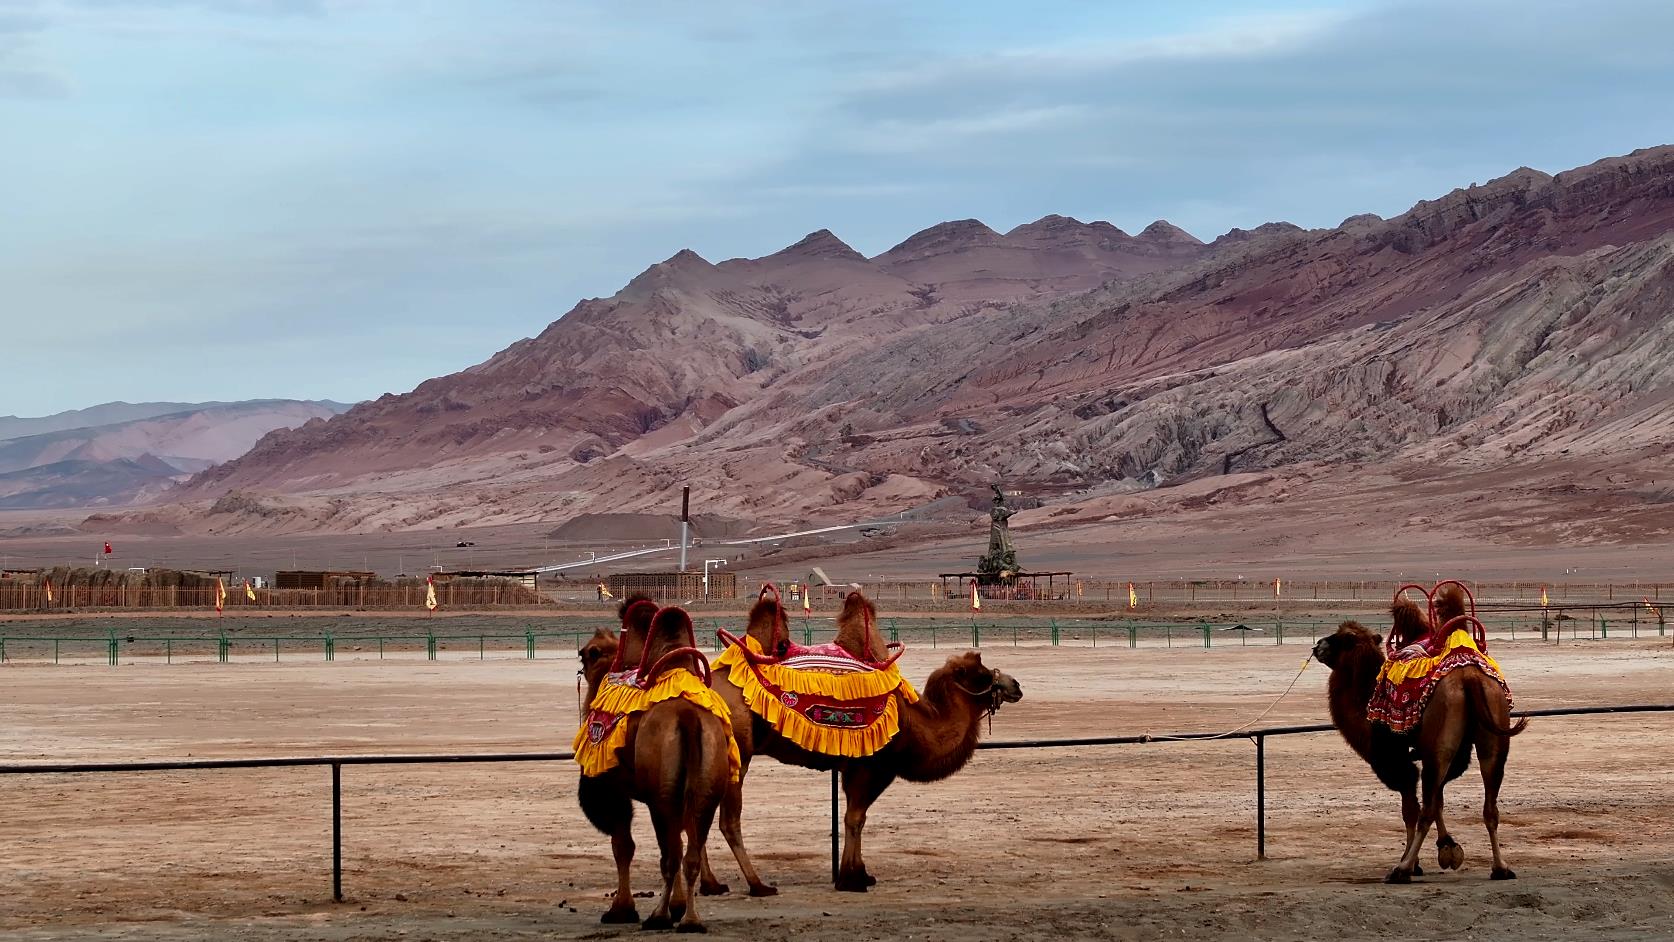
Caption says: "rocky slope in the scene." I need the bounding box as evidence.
[0,400,351,509]
[163,147,1674,536]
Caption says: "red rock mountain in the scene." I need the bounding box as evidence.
[175,147,1674,535]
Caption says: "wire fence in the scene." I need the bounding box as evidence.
[3,575,1670,613]
[1,603,1667,665]
[1,704,1668,903]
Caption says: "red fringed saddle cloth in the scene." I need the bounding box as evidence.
[1367,629,1512,734]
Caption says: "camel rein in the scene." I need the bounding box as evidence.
[1138,657,1312,743]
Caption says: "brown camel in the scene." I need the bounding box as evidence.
[577,603,731,931]
[703,589,1022,893]
[1311,604,1526,884]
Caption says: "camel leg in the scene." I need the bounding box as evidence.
[1435,807,1463,871]
[601,826,639,924]
[1388,748,1454,884]
[642,809,681,931]
[1399,786,1425,878]
[835,763,894,893]
[712,763,776,896]
[1479,730,1515,880]
[677,783,720,933]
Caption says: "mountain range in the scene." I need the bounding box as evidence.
[97,146,1674,540]
[0,400,352,509]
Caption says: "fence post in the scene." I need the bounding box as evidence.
[526,629,536,659]
[1128,624,1137,649]
[1255,734,1266,860]
[326,633,335,662]
[332,762,343,902]
[888,619,900,644]
[830,769,840,884]
[1049,620,1059,646]
[427,633,437,661]
[1201,623,1212,649]
[1275,619,1284,646]
[218,632,229,664]
[166,638,172,664]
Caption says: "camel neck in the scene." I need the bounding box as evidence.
[1328,647,1384,757]
[896,673,987,783]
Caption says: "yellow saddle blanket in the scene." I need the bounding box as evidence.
[573,667,741,783]
[714,636,920,758]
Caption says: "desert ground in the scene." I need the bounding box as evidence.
[4,634,1672,941]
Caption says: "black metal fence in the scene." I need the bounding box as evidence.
[2,703,1670,903]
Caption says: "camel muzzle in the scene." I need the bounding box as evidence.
[995,671,1023,704]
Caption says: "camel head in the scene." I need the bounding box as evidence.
[934,650,1024,711]
[745,588,790,657]
[1312,620,1383,669]
[577,627,619,718]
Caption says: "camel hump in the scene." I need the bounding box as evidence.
[1389,597,1431,647]
[1434,586,1469,626]
[834,590,885,661]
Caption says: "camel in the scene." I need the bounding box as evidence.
[577,602,731,931]
[1311,592,1526,884]
[702,588,1022,893]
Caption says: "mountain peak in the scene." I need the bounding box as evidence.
[1137,220,1203,246]
[626,248,715,290]
[877,218,1003,263]
[770,229,866,262]
[1210,221,1305,246]
[1006,214,1132,241]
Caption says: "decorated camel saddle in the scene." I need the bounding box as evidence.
[573,603,740,782]
[1367,580,1513,734]
[715,585,920,758]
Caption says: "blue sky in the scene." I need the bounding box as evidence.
[3,0,1671,416]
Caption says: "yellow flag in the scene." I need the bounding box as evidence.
[1540,586,1549,607]
[425,576,438,612]
[245,580,257,603]
[44,577,53,604]
[598,583,613,600]
[1127,582,1137,610]
[214,578,227,613]
[803,584,812,614]
[970,583,981,612]
[1274,577,1282,598]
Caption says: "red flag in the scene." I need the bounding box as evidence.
[103,542,113,555]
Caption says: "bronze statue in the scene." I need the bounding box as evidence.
[978,485,1019,583]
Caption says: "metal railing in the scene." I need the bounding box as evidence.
[1,604,1667,665]
[3,704,1669,902]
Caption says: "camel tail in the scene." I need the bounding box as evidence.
[676,705,709,815]
[1467,672,1528,738]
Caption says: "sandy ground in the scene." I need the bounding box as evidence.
[3,639,1673,941]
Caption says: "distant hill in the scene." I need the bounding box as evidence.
[0,400,353,509]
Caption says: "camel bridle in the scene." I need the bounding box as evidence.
[952,668,1006,719]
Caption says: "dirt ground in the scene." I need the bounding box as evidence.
[3,638,1673,941]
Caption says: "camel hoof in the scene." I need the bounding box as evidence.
[864,872,877,887]
[1383,867,1413,885]
[675,923,708,934]
[1491,867,1517,881]
[1412,864,1424,877]
[642,914,674,931]
[748,884,779,898]
[1437,837,1464,871]
[669,903,686,922]
[698,882,728,897]
[602,906,641,924]
[834,873,870,893]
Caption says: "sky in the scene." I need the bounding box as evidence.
[3,0,1672,416]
